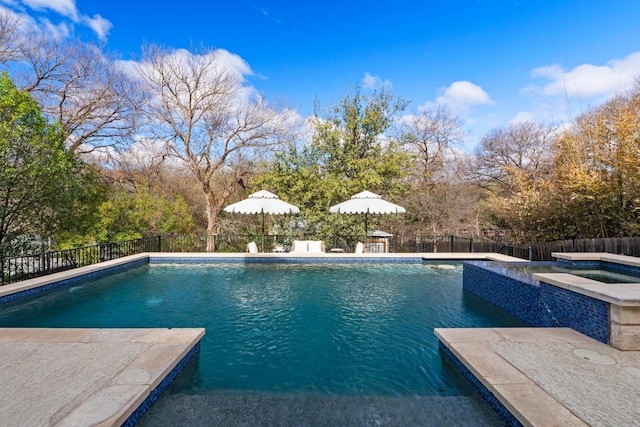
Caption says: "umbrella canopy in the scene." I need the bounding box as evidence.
[224,190,300,215]
[224,190,299,252]
[329,191,405,234]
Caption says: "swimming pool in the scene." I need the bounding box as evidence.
[0,261,525,425]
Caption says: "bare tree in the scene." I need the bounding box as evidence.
[136,45,298,250]
[398,105,466,177]
[0,11,22,63]
[392,106,482,237]
[11,34,143,155]
[473,121,554,194]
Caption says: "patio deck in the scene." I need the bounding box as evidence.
[437,327,640,426]
[0,327,203,426]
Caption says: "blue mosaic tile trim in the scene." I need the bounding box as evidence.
[122,341,201,427]
[463,263,539,325]
[554,260,601,269]
[438,341,522,427]
[463,260,552,286]
[0,258,149,306]
[600,260,640,278]
[149,256,422,264]
[539,283,609,343]
[554,259,640,278]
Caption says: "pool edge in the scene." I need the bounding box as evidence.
[0,327,205,427]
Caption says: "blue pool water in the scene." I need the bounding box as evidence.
[0,262,526,425]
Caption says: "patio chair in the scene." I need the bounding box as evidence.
[307,240,325,253]
[291,240,325,253]
[247,241,258,253]
[291,240,306,253]
[355,242,365,254]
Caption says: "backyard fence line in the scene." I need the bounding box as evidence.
[1,234,524,285]
[0,236,160,286]
[524,236,640,261]
[4,234,640,285]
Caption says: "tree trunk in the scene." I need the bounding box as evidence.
[205,189,218,252]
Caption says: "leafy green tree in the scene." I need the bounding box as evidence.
[0,72,90,254]
[84,187,195,243]
[254,86,411,241]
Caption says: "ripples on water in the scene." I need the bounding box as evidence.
[0,262,524,401]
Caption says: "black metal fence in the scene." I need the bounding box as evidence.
[0,237,160,286]
[155,233,529,258]
[7,233,640,285]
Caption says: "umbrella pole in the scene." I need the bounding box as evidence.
[365,212,369,237]
[261,211,265,252]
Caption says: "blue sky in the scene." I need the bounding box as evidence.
[2,0,640,150]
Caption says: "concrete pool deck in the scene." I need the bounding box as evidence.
[436,327,640,426]
[0,327,204,427]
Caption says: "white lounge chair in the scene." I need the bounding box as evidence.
[355,242,365,254]
[247,241,258,253]
[291,240,325,253]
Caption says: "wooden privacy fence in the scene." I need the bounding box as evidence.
[526,237,640,261]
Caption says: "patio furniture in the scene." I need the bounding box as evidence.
[291,240,325,253]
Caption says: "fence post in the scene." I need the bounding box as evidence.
[157,235,162,252]
[528,246,533,261]
[469,238,473,253]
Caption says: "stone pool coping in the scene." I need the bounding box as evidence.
[436,327,640,427]
[0,327,204,427]
[532,272,640,306]
[540,252,640,305]
[553,251,640,268]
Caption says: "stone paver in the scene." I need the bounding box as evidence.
[437,327,640,426]
[0,327,204,427]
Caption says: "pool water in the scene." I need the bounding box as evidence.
[0,262,526,425]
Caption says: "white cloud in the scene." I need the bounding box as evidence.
[82,14,111,41]
[419,80,493,117]
[34,17,70,39]
[1,0,112,41]
[530,52,640,98]
[0,4,37,31]
[118,48,254,93]
[21,0,78,20]
[362,72,392,90]
[210,48,253,82]
[509,111,536,124]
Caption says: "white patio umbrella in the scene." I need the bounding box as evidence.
[329,190,406,234]
[223,190,300,252]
